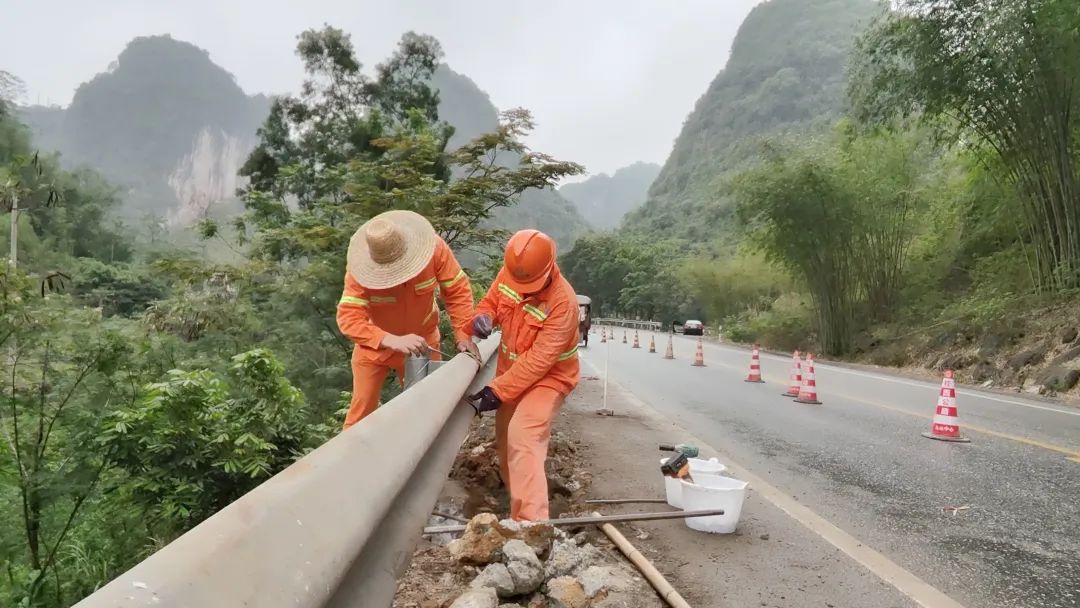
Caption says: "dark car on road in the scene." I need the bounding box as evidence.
[682,320,704,335]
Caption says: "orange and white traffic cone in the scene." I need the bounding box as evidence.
[794,353,822,404]
[648,334,656,353]
[922,370,970,442]
[633,330,641,349]
[601,328,607,343]
[691,338,705,367]
[782,350,802,396]
[745,344,764,383]
[622,331,627,344]
[664,334,674,359]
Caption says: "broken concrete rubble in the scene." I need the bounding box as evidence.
[449,513,507,565]
[545,576,590,608]
[544,539,602,579]
[503,539,545,595]
[471,563,515,598]
[495,519,556,558]
[450,587,499,608]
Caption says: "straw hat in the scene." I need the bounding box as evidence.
[347,210,437,289]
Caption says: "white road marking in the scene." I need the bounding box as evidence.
[580,353,967,608]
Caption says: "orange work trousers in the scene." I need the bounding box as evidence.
[495,385,565,521]
[343,345,442,430]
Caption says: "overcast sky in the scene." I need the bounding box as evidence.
[2,0,760,178]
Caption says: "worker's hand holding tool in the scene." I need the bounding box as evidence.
[471,314,494,339]
[457,339,480,360]
[469,386,501,413]
[381,334,429,356]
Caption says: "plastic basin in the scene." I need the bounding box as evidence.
[660,458,728,508]
[680,473,748,534]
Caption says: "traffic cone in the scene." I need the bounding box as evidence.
[633,330,640,349]
[782,350,802,397]
[648,334,656,353]
[691,337,705,367]
[622,331,627,344]
[601,328,607,343]
[664,334,674,359]
[794,353,822,404]
[922,370,970,442]
[745,344,764,383]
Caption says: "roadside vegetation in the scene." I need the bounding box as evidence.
[0,27,578,607]
[564,0,1080,390]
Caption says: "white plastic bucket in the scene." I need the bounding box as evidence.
[680,473,748,534]
[660,458,728,508]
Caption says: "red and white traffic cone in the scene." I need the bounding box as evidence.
[691,338,705,367]
[648,334,656,353]
[745,344,764,383]
[782,350,802,397]
[633,330,641,349]
[922,370,970,442]
[794,353,822,404]
[601,328,607,343]
[663,334,674,359]
[622,331,627,344]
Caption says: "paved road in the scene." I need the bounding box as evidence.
[582,329,1080,608]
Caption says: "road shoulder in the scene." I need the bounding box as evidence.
[566,374,920,608]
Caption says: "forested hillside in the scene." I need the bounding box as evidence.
[0,27,582,607]
[564,0,1080,400]
[20,36,270,223]
[559,161,660,229]
[623,0,879,240]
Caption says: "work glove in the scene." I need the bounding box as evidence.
[472,314,494,339]
[468,386,501,414]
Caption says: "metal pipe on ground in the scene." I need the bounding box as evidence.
[74,336,500,608]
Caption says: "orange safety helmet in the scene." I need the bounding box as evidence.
[504,229,556,293]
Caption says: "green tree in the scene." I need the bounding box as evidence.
[99,349,323,538]
[0,270,135,605]
[850,0,1080,291]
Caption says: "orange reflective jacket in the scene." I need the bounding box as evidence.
[474,264,580,402]
[337,236,473,363]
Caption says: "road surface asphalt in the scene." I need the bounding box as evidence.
[581,329,1080,608]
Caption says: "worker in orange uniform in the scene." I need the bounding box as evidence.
[336,210,476,429]
[469,229,580,521]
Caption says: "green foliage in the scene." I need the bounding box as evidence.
[0,271,138,606]
[733,128,939,354]
[850,0,1080,291]
[560,234,700,324]
[99,350,324,535]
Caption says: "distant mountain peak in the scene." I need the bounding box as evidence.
[559,162,661,230]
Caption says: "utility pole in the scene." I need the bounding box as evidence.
[9,196,16,270]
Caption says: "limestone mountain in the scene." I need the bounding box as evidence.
[559,162,660,230]
[623,0,881,242]
[19,39,586,249]
[21,35,270,223]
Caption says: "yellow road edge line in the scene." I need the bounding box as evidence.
[580,355,968,608]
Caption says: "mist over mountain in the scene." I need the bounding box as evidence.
[559,162,660,230]
[18,37,588,249]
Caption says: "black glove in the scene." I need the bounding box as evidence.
[472,314,494,339]
[469,386,502,414]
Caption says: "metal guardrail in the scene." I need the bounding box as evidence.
[594,318,663,331]
[74,336,500,608]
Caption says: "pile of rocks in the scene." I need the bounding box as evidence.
[447,514,663,608]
